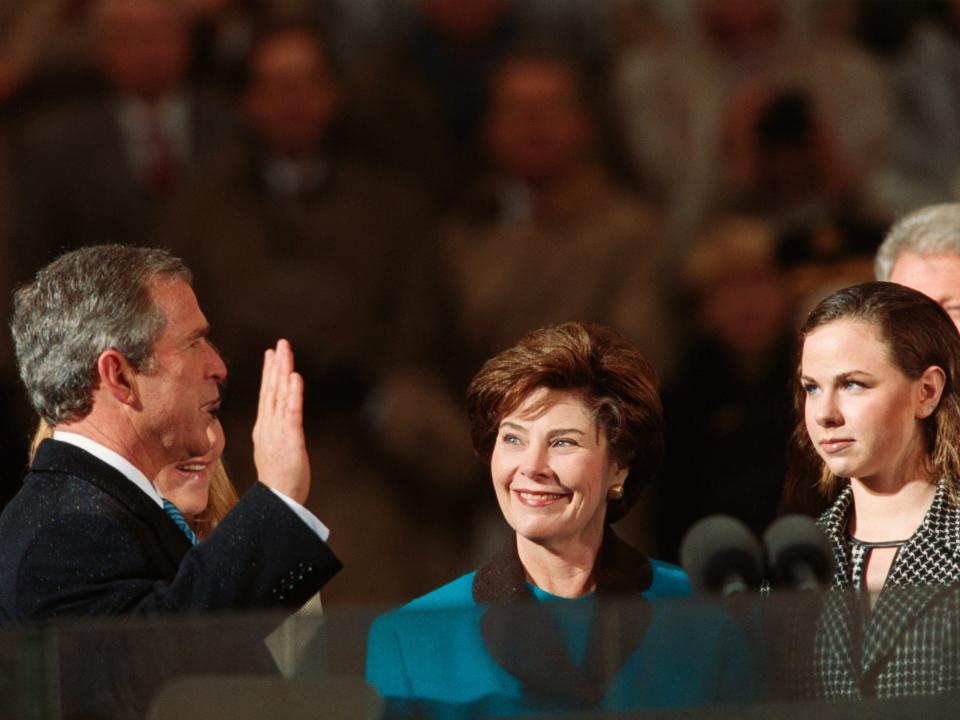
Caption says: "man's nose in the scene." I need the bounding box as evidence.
[206,341,227,381]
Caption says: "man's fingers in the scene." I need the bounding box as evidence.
[285,372,304,426]
[257,348,275,417]
[252,340,310,504]
[256,340,297,432]
[276,338,294,373]
[274,340,290,415]
[266,339,289,414]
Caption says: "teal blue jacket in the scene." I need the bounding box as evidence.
[366,531,754,717]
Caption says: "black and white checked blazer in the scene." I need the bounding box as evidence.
[801,482,960,699]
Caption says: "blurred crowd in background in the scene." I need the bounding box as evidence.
[0,0,958,606]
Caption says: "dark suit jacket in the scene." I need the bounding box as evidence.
[0,438,341,622]
[0,439,342,718]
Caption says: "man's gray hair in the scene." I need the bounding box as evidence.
[875,203,960,280]
[11,245,192,425]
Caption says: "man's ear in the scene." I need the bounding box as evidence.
[96,350,140,408]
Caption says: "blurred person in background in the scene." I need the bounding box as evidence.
[875,203,960,332]
[15,0,238,279]
[161,22,452,605]
[655,215,795,562]
[164,22,437,400]
[442,44,669,381]
[185,0,263,92]
[345,0,521,207]
[0,0,102,107]
[184,0,366,93]
[863,1,960,215]
[611,0,891,239]
[725,87,886,266]
[0,0,64,104]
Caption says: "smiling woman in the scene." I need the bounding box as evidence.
[366,322,754,715]
[790,281,960,699]
[464,322,675,597]
[490,387,627,575]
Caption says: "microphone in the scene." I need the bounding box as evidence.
[763,514,834,591]
[680,515,765,597]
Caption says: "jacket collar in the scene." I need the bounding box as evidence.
[31,439,192,571]
[471,527,653,708]
[472,526,653,603]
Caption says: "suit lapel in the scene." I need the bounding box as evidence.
[31,439,191,571]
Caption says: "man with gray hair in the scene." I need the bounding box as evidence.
[875,202,960,330]
[0,245,340,623]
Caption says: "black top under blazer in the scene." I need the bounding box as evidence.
[0,439,342,623]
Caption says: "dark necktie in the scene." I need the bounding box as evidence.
[145,114,178,195]
[162,499,198,546]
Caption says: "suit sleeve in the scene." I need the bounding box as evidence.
[14,483,341,621]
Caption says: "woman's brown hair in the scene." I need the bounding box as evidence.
[465,321,663,522]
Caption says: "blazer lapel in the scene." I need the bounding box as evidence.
[817,487,862,687]
[31,439,191,571]
[860,484,960,682]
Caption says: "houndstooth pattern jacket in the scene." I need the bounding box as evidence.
[801,482,960,699]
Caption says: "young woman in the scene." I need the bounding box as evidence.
[794,281,960,699]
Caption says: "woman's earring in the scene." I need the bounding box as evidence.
[607,484,625,501]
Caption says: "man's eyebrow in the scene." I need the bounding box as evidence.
[186,324,211,342]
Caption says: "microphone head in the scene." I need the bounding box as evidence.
[680,515,765,596]
[763,514,834,589]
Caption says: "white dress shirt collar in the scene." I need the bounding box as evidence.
[115,93,192,175]
[52,431,164,508]
[51,431,332,543]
